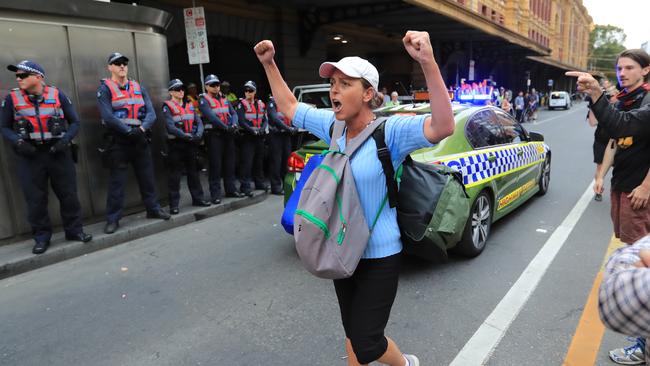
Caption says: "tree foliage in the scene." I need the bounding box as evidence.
[589,24,627,80]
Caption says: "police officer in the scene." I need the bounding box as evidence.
[236,80,269,196]
[0,60,92,254]
[163,79,210,214]
[96,52,170,234]
[267,95,297,195]
[199,74,243,202]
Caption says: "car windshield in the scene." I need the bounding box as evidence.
[551,93,563,99]
[301,90,331,108]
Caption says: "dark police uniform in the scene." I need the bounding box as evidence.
[267,96,296,195]
[199,83,241,201]
[162,92,209,213]
[237,96,268,196]
[96,54,169,233]
[0,60,91,253]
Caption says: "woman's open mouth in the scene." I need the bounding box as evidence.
[332,99,342,113]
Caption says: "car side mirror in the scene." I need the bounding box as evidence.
[528,131,544,142]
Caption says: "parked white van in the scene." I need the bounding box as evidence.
[548,91,572,110]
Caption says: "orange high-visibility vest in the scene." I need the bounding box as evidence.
[240,99,265,128]
[10,85,64,140]
[202,94,231,125]
[102,78,145,126]
[164,100,195,134]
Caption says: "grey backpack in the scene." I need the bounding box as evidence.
[294,118,387,279]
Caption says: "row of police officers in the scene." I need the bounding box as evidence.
[0,53,295,255]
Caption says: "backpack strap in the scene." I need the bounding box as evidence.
[343,117,388,154]
[372,120,399,208]
[329,120,345,150]
[329,117,389,155]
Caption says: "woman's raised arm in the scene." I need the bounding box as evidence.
[254,40,299,120]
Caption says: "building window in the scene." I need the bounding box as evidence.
[457,0,465,5]
[481,4,488,16]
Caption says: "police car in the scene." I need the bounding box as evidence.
[284,102,551,257]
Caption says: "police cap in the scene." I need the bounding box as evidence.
[107,52,129,65]
[204,74,220,85]
[168,79,184,90]
[7,60,45,77]
[244,80,257,91]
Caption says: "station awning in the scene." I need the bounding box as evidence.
[404,0,551,56]
[526,55,588,73]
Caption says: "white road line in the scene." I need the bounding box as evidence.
[529,104,586,126]
[448,181,595,366]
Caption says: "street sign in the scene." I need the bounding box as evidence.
[184,7,209,65]
[548,79,554,87]
[526,79,531,86]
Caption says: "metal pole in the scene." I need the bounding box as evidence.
[192,0,205,93]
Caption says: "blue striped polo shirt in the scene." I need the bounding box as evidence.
[292,103,434,259]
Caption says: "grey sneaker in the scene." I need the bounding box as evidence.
[403,354,420,366]
[609,337,646,365]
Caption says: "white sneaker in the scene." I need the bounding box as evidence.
[403,354,420,366]
[609,337,646,365]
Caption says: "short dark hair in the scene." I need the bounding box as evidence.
[616,49,650,82]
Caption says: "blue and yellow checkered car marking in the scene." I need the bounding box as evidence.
[431,142,548,189]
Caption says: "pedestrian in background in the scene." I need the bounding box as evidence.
[0,60,92,254]
[236,80,269,196]
[199,74,243,201]
[221,81,238,106]
[254,29,455,366]
[568,48,650,365]
[385,91,401,107]
[514,91,525,122]
[586,93,614,202]
[96,52,170,235]
[529,88,539,121]
[162,78,210,214]
[501,94,512,115]
[186,82,200,116]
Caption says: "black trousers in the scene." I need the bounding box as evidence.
[16,147,83,242]
[167,140,205,208]
[333,253,402,364]
[268,132,292,193]
[239,134,267,193]
[105,141,161,223]
[205,130,238,198]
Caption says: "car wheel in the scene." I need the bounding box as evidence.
[548,107,553,110]
[455,191,492,257]
[537,155,551,196]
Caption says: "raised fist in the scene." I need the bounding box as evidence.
[254,40,276,65]
[402,31,435,65]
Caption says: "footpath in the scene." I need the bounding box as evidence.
[0,190,267,280]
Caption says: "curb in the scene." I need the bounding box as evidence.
[0,192,267,280]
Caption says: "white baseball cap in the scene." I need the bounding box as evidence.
[319,56,379,91]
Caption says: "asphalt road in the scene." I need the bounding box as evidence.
[0,103,624,366]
